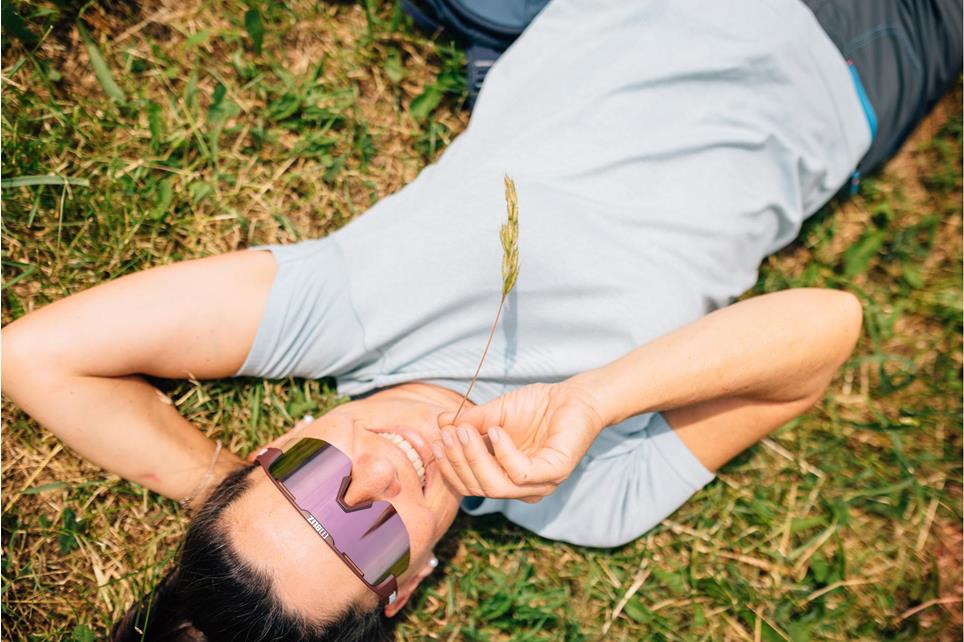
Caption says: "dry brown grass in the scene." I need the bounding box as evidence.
[2,1,961,639]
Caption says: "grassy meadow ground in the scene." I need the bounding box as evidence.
[1,1,962,640]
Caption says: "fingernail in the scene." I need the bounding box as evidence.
[303,415,314,424]
[432,443,444,460]
[489,427,501,443]
[457,426,469,445]
[442,430,455,448]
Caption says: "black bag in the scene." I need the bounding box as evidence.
[402,0,550,107]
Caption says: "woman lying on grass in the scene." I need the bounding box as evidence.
[3,0,960,640]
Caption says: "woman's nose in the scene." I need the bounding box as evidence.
[342,452,401,507]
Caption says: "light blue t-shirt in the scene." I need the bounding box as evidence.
[238,0,871,546]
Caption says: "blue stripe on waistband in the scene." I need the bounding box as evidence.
[848,61,878,141]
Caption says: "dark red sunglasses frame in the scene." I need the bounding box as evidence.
[255,446,401,605]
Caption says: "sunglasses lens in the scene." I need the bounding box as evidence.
[267,439,411,585]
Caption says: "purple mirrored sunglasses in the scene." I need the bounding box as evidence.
[255,438,411,605]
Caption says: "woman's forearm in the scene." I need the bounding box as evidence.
[2,365,242,501]
[574,288,863,426]
[1,251,275,502]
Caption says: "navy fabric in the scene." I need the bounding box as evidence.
[466,45,501,101]
[402,0,549,49]
[402,0,550,105]
[802,0,963,174]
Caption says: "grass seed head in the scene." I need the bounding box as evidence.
[501,174,520,297]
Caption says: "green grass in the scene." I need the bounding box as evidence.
[2,1,961,640]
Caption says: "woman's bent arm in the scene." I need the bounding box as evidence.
[577,288,864,469]
[2,251,276,502]
[436,288,862,499]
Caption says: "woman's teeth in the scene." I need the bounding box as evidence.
[377,433,426,486]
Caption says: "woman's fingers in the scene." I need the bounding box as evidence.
[460,425,555,498]
[432,438,473,496]
[435,424,556,499]
[439,426,484,495]
[433,429,481,496]
[433,447,472,496]
[430,442,465,495]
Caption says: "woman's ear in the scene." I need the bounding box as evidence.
[383,555,438,618]
[246,415,315,463]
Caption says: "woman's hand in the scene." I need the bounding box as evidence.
[434,380,608,502]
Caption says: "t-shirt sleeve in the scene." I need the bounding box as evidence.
[235,237,377,380]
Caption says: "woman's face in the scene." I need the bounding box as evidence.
[222,387,464,619]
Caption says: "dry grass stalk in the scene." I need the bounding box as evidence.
[453,175,520,421]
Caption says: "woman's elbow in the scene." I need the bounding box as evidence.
[790,290,863,405]
[2,315,61,394]
[808,290,863,398]
[830,289,864,360]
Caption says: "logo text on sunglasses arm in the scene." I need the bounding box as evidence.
[305,513,332,540]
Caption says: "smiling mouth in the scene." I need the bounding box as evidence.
[375,432,427,487]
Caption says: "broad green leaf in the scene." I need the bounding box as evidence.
[1,1,39,47]
[323,156,345,183]
[266,93,301,121]
[901,260,924,288]
[58,507,84,553]
[843,228,886,277]
[301,105,344,125]
[184,30,211,48]
[354,124,375,166]
[286,398,318,418]
[209,98,240,125]
[693,604,706,627]
[77,22,126,103]
[652,565,687,596]
[244,8,264,55]
[384,49,403,84]
[787,621,812,642]
[211,82,227,109]
[188,181,213,204]
[152,179,174,221]
[809,553,830,583]
[294,131,338,159]
[70,624,95,642]
[790,515,826,533]
[410,85,442,121]
[436,66,464,93]
[147,101,164,149]
[476,592,512,621]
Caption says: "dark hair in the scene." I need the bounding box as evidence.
[111,465,391,642]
